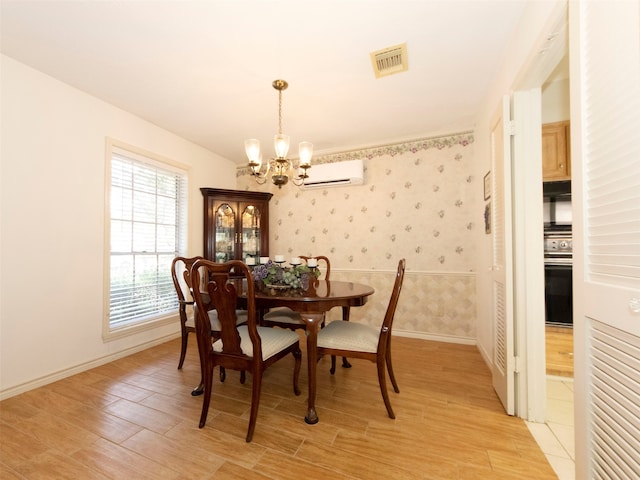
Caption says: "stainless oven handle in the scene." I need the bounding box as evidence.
[544,263,572,269]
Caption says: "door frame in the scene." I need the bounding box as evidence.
[507,1,568,421]
[490,96,515,416]
[511,89,546,422]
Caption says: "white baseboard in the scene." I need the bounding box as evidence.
[476,341,493,370]
[394,329,476,345]
[0,333,181,401]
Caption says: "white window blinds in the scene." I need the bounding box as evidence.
[108,147,188,328]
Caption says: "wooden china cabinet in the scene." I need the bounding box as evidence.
[200,188,272,265]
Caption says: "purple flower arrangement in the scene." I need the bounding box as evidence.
[251,260,319,289]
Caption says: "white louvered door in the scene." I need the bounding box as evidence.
[491,96,515,415]
[589,321,640,478]
[571,1,640,478]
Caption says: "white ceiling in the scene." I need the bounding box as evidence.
[1,0,530,164]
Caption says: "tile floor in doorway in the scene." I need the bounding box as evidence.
[527,377,575,480]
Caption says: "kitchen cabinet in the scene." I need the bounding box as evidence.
[542,121,571,181]
[201,188,272,264]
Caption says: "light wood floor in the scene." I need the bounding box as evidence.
[545,326,574,378]
[1,335,558,479]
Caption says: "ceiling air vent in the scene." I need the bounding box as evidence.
[370,43,408,79]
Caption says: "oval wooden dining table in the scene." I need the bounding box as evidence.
[254,279,374,424]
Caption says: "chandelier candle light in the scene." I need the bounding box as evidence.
[245,79,313,188]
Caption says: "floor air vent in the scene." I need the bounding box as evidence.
[370,43,408,78]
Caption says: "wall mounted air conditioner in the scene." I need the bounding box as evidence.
[302,159,364,189]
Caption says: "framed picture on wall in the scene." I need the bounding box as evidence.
[484,171,491,200]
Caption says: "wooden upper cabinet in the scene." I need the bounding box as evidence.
[542,121,571,181]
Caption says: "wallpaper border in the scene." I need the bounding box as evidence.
[236,130,474,177]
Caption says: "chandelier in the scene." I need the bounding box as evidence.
[244,79,312,188]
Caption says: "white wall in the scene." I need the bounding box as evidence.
[0,55,236,398]
[542,77,570,123]
[472,1,566,368]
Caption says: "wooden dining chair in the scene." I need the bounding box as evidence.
[316,258,406,419]
[191,259,302,442]
[261,255,352,369]
[171,256,247,395]
[261,255,331,330]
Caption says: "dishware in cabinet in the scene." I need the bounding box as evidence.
[200,188,272,264]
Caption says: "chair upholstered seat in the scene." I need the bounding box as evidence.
[213,325,300,360]
[317,320,378,353]
[262,307,305,325]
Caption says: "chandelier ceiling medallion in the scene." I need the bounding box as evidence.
[244,79,312,188]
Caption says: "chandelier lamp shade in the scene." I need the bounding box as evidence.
[244,79,313,188]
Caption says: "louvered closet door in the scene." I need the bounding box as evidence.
[572,1,640,478]
[490,96,515,416]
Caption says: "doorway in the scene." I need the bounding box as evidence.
[541,58,574,380]
[538,50,575,478]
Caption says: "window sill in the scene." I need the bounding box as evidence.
[102,312,178,342]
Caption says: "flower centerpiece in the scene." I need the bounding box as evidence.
[251,260,320,290]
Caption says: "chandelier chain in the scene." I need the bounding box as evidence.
[278,89,283,135]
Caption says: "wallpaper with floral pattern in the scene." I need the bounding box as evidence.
[236,132,477,342]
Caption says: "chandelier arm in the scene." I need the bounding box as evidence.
[250,159,270,180]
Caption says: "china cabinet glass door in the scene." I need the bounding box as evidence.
[215,203,236,263]
[241,204,261,264]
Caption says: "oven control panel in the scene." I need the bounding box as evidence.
[544,235,573,254]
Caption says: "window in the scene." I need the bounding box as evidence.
[104,140,188,338]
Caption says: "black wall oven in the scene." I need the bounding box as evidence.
[545,263,573,326]
[544,232,573,326]
[543,181,573,326]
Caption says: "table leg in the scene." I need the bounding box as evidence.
[303,313,323,424]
